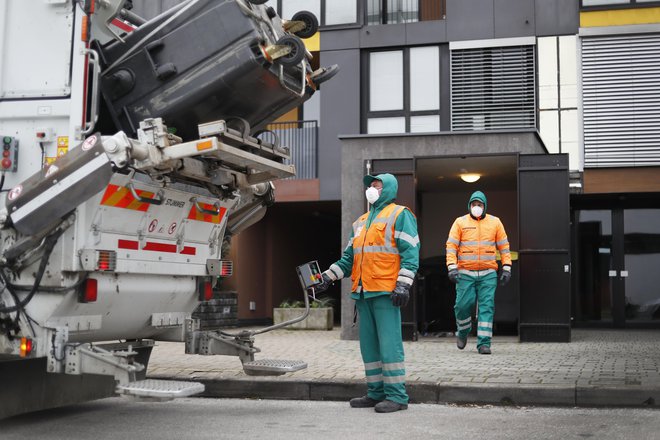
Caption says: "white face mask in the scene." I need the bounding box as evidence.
[471,205,484,218]
[365,187,380,204]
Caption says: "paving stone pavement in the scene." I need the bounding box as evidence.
[147,328,660,407]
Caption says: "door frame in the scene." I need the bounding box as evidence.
[518,154,571,342]
[571,193,660,329]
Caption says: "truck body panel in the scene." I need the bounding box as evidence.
[0,0,331,418]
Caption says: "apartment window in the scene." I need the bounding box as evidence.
[450,43,536,131]
[367,0,446,25]
[326,0,358,25]
[369,51,404,111]
[266,0,357,26]
[366,46,441,134]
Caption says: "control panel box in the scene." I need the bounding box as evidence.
[1,136,18,172]
[296,260,322,291]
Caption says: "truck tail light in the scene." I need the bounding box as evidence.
[97,250,116,271]
[80,249,117,271]
[220,260,233,277]
[20,337,33,357]
[79,278,98,303]
[198,279,213,302]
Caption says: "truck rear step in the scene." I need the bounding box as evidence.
[242,359,307,376]
[116,379,205,400]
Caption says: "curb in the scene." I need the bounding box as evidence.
[190,377,660,408]
[576,385,660,407]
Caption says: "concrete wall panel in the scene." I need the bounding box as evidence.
[320,28,361,51]
[494,0,535,39]
[535,0,579,36]
[319,49,361,200]
[446,0,495,41]
[406,21,448,45]
[360,23,406,48]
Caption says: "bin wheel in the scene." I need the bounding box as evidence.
[275,35,305,67]
[311,64,340,87]
[247,0,269,4]
[291,11,318,39]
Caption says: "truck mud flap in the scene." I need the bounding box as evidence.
[0,357,115,420]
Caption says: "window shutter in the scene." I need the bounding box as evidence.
[451,45,536,131]
[582,34,660,167]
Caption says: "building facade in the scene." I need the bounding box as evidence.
[130,0,660,339]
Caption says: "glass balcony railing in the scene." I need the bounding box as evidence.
[367,0,446,25]
[261,120,319,179]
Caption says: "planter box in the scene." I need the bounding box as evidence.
[273,308,333,330]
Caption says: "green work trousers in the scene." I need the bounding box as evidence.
[454,271,497,348]
[355,294,408,405]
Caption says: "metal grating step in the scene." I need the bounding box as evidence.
[116,379,205,400]
[242,359,307,376]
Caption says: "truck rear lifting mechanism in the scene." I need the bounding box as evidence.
[184,261,324,378]
[0,0,338,417]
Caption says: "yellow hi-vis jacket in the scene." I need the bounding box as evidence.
[350,203,406,293]
[446,214,511,271]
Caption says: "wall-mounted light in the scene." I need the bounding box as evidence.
[460,173,481,183]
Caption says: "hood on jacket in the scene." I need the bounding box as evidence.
[363,173,398,209]
[468,190,487,213]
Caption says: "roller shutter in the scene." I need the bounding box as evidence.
[582,34,660,167]
[451,45,536,131]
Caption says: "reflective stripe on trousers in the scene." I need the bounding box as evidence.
[356,294,408,405]
[453,271,497,348]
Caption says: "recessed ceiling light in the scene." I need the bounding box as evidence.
[460,173,481,183]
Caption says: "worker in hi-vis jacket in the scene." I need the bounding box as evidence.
[315,173,420,413]
[446,191,511,355]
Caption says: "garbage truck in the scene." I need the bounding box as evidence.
[0,0,337,418]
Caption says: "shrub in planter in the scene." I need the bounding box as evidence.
[273,296,334,330]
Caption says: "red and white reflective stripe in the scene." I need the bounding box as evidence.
[118,239,196,255]
[111,18,136,33]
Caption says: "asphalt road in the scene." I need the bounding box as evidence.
[1,397,658,440]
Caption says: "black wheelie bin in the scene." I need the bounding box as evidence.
[95,0,316,141]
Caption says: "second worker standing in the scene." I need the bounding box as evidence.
[446,191,512,355]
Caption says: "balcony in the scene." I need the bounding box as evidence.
[366,0,446,25]
[262,120,318,180]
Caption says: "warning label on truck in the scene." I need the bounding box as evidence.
[100,184,153,211]
[187,203,227,224]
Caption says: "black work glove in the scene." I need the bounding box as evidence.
[390,281,410,308]
[314,273,333,293]
[447,268,459,284]
[499,268,511,286]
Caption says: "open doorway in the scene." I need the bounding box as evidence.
[572,198,660,329]
[414,154,519,336]
[228,200,342,326]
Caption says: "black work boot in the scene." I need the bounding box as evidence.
[456,335,467,350]
[374,400,408,413]
[349,396,382,408]
[478,345,491,355]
